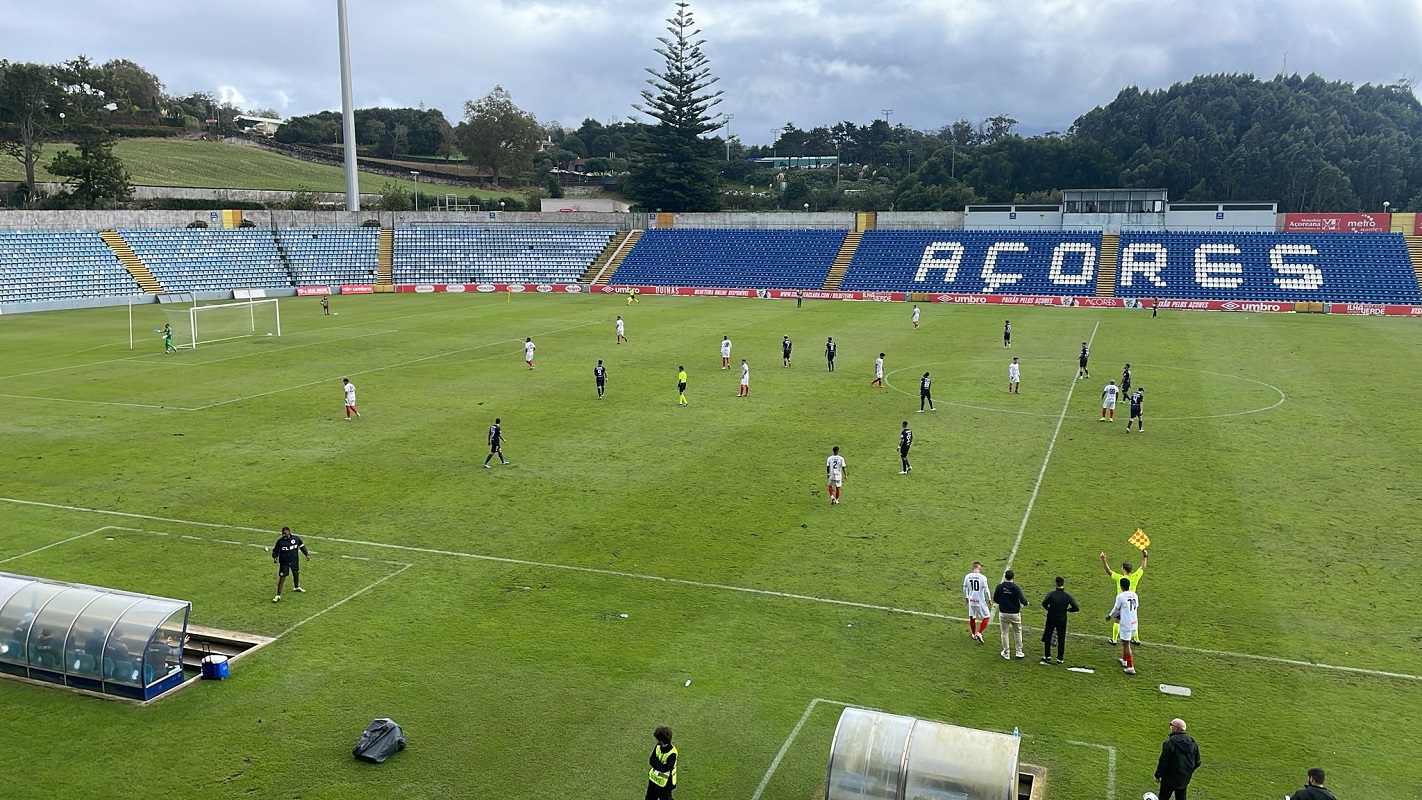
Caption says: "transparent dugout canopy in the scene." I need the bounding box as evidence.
[0,572,191,701]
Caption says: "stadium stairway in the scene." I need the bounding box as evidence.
[99,230,164,294]
[376,228,395,292]
[590,230,641,285]
[1407,235,1422,291]
[821,231,862,291]
[1095,232,1119,297]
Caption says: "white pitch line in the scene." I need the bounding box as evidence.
[750,698,855,800]
[2,496,1420,683]
[277,563,412,639]
[1005,320,1099,573]
[0,525,117,565]
[0,394,181,411]
[1067,740,1118,800]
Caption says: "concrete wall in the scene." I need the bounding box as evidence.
[668,212,854,229]
[876,212,965,230]
[0,209,643,231]
[1162,208,1277,231]
[16,182,384,207]
[963,208,1062,230]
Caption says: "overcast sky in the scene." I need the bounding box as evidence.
[6,0,1419,141]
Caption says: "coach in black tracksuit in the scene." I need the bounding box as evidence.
[1040,576,1079,663]
[271,526,310,602]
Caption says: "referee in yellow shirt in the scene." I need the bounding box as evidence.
[677,366,688,406]
[1100,549,1146,643]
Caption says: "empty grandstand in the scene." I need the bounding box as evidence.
[609,228,845,289]
[0,231,145,304]
[1115,232,1422,303]
[119,229,289,292]
[840,230,1104,294]
[393,226,616,285]
[274,227,380,286]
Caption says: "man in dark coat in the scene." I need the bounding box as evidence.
[1291,768,1337,800]
[1039,576,1079,664]
[1155,717,1201,799]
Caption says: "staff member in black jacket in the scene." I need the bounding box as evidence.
[1039,576,1079,664]
[646,726,678,799]
[1155,717,1201,800]
[1290,768,1337,800]
[271,526,311,603]
[992,570,1028,660]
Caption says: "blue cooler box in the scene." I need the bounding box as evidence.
[200,654,229,680]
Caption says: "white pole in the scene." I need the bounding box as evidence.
[336,0,361,211]
[249,297,256,332]
[275,299,282,337]
[128,299,133,350]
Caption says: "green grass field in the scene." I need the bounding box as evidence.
[0,138,507,198]
[1,294,1419,799]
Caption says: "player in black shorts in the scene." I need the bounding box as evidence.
[1003,320,1011,347]
[271,526,310,603]
[782,336,793,367]
[898,421,913,474]
[919,372,935,412]
[825,338,836,371]
[1126,388,1144,432]
[1077,342,1090,379]
[1121,363,1132,396]
[594,360,607,398]
[484,418,510,467]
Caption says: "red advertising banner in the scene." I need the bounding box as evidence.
[600,285,908,301]
[928,293,1126,308]
[340,284,374,294]
[1328,303,1422,317]
[395,283,585,294]
[1281,213,1391,233]
[1155,299,1293,312]
[296,285,331,296]
[1416,216,1422,236]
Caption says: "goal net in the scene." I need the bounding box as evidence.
[164,298,282,349]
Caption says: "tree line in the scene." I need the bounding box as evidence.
[6,27,1421,212]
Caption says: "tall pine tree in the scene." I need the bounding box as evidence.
[627,1,724,212]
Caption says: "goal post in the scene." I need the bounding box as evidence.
[164,298,282,349]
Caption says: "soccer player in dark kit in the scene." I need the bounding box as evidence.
[271,527,310,602]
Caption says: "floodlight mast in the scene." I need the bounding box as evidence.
[336,0,360,211]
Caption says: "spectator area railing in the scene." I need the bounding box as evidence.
[393,226,616,285]
[0,230,145,304]
[119,229,288,292]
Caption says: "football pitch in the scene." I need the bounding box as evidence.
[1,293,1419,799]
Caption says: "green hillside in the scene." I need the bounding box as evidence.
[0,138,506,198]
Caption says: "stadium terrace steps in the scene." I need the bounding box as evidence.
[1406,236,1422,290]
[585,229,641,285]
[99,230,163,294]
[1096,232,1119,297]
[821,231,862,291]
[376,228,395,292]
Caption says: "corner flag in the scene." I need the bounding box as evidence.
[1128,528,1151,550]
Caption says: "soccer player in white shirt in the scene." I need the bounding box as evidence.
[615,316,626,344]
[1107,577,1140,674]
[738,359,750,397]
[342,378,360,420]
[911,305,921,329]
[962,562,991,642]
[871,353,885,388]
[1101,379,1119,421]
[524,338,536,370]
[1008,357,1020,394]
[721,336,732,369]
[825,446,846,505]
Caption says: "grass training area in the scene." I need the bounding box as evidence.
[0,138,479,197]
[1,293,1419,798]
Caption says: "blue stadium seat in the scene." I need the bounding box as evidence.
[841,230,1104,295]
[119,228,289,292]
[275,227,380,285]
[393,225,616,284]
[609,229,844,289]
[1115,232,1422,303]
[0,230,145,303]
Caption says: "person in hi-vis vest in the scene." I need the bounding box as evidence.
[646,726,678,799]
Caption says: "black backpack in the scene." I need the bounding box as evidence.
[352,718,406,764]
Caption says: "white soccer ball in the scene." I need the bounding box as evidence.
[1144,793,1159,800]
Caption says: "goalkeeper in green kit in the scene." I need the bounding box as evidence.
[162,323,177,354]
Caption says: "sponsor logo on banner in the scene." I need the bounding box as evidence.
[1336,303,1387,316]
[1282,213,1391,233]
[535,284,554,293]
[475,284,496,293]
[340,284,374,294]
[862,292,897,302]
[564,284,583,293]
[445,284,466,294]
[507,284,526,293]
[296,286,331,296]
[414,284,436,294]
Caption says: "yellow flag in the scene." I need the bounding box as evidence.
[1128,528,1151,550]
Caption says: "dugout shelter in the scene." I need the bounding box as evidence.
[826,707,1022,800]
[0,572,191,701]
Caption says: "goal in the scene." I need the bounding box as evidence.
[165,298,282,349]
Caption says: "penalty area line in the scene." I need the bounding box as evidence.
[1,496,1419,684]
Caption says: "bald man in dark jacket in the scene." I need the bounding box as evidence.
[1155,718,1201,799]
